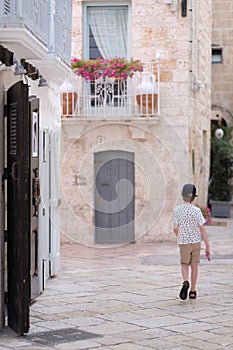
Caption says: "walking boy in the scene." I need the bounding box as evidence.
[174,184,210,300]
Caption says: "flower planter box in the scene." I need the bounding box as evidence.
[210,200,232,218]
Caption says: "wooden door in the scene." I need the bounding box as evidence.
[7,81,30,335]
[94,150,135,244]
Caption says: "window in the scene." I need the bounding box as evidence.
[212,48,223,63]
[83,3,131,110]
[83,3,130,60]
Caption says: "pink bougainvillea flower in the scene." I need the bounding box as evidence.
[71,57,143,82]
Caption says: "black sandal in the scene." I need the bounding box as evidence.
[189,291,197,299]
[179,281,190,300]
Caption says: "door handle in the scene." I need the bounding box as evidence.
[33,177,41,206]
[33,177,41,216]
[11,162,18,181]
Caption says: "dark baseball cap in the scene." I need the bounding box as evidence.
[182,184,198,199]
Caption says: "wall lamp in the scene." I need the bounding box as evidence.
[38,74,48,87]
[14,60,27,75]
[12,54,48,86]
[21,60,48,87]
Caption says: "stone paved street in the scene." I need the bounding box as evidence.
[0,218,233,349]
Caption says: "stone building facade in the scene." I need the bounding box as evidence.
[60,0,212,245]
[212,0,233,125]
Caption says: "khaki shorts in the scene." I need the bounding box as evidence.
[179,243,201,265]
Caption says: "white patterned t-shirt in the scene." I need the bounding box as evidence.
[174,203,206,244]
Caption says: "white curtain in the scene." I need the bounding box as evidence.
[88,8,127,59]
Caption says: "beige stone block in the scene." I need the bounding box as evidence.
[172,71,189,83]
[214,2,232,12]
[160,71,173,83]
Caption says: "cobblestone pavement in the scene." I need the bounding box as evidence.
[1,218,233,349]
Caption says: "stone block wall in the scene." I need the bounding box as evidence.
[61,0,212,244]
[61,117,191,245]
[212,0,233,124]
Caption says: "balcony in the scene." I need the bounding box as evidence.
[0,0,72,83]
[61,62,161,119]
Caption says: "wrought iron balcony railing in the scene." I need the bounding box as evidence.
[0,0,72,66]
[61,62,161,118]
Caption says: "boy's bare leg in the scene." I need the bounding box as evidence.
[190,263,198,291]
[181,264,189,281]
[179,265,190,299]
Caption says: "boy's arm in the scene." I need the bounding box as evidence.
[200,225,210,260]
[174,224,179,237]
[173,209,178,236]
